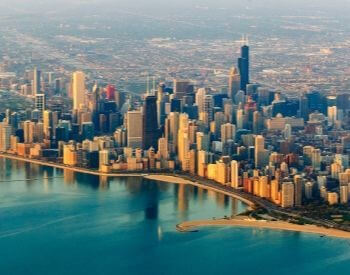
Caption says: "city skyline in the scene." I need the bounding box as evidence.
[1,42,350,212]
[1,2,350,274]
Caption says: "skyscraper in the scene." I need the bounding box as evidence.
[173,79,194,100]
[228,67,241,100]
[203,95,214,122]
[115,90,126,110]
[178,113,189,169]
[231,160,239,189]
[255,135,265,168]
[238,45,249,92]
[294,175,303,207]
[312,148,321,171]
[236,108,244,129]
[0,123,12,152]
[143,95,158,150]
[43,110,52,139]
[72,71,86,110]
[32,67,41,95]
[221,123,236,143]
[157,83,166,127]
[81,122,95,140]
[106,84,115,101]
[158,137,169,160]
[127,110,143,149]
[281,182,294,208]
[35,94,45,116]
[165,112,179,152]
[327,106,337,125]
[23,120,34,144]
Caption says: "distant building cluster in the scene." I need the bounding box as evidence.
[1,44,350,209]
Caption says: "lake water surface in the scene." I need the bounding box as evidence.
[0,158,349,275]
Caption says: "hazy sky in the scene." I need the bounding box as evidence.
[1,0,350,13]
[0,0,349,22]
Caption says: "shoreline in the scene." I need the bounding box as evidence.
[177,217,350,239]
[2,153,350,239]
[0,153,255,207]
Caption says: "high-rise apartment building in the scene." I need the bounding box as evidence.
[281,182,294,208]
[231,160,239,189]
[23,120,34,144]
[0,123,12,152]
[178,113,189,169]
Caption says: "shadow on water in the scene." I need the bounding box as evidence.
[0,158,245,222]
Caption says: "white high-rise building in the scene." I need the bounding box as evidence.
[72,71,86,110]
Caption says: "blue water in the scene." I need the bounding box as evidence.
[0,158,349,275]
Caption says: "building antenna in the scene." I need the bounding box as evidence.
[146,73,150,94]
[153,76,156,93]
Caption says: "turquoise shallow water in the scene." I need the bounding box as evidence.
[0,158,349,275]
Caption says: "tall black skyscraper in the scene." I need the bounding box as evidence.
[238,45,249,92]
[143,95,158,150]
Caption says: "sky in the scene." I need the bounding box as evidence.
[1,0,350,13]
[0,0,349,21]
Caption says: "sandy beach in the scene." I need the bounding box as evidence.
[144,174,192,184]
[178,217,350,239]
